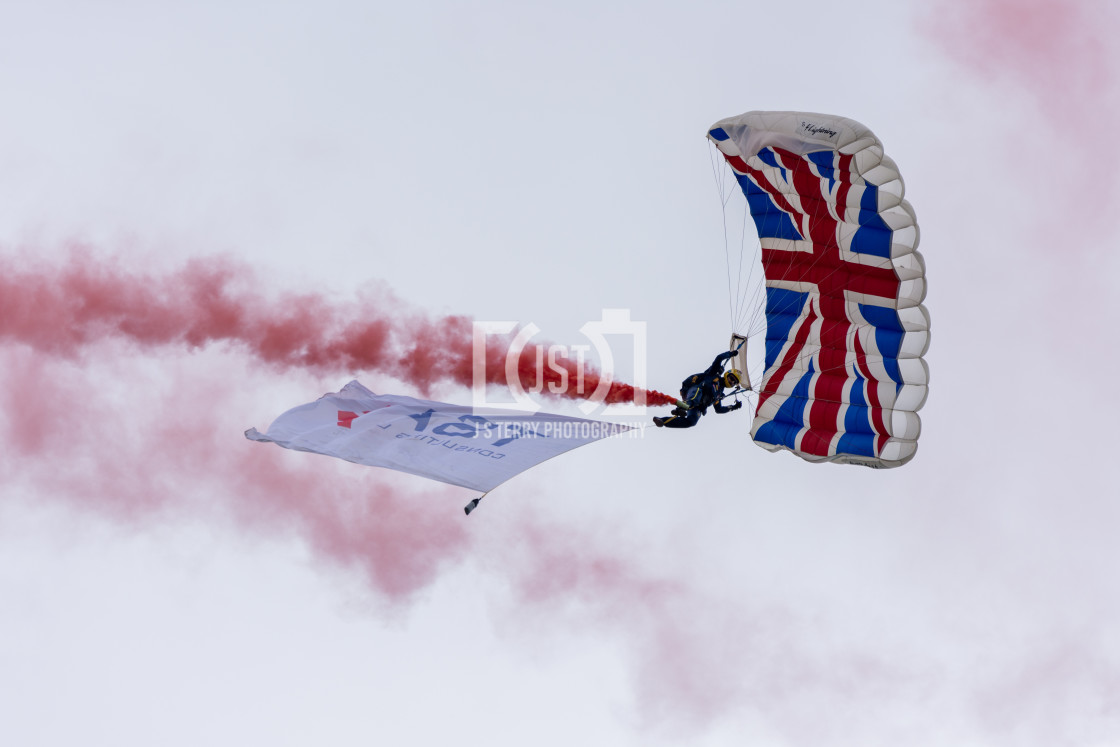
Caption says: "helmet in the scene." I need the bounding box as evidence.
[723,370,742,389]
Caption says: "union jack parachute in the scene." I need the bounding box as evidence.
[708,111,928,468]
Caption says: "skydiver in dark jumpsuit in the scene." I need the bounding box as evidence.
[652,350,743,428]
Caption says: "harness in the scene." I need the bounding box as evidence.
[680,373,722,413]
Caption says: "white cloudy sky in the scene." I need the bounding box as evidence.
[2,1,1119,746]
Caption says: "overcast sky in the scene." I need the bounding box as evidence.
[2,1,1119,746]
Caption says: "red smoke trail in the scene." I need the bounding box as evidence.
[0,340,800,733]
[922,0,1119,211]
[0,249,674,407]
[0,334,767,727]
[6,253,1040,740]
[6,340,1110,742]
[923,0,1113,126]
[490,512,926,739]
[6,247,817,730]
[0,344,471,603]
[0,336,782,727]
[921,0,1120,314]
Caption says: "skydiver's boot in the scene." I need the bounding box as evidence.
[654,409,700,429]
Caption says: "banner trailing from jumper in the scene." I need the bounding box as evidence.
[247,381,632,495]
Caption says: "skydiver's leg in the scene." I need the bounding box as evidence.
[681,385,702,408]
[654,409,700,429]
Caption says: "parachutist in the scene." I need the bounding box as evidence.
[653,351,744,429]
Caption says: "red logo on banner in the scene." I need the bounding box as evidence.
[337,410,371,428]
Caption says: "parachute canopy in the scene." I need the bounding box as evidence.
[247,381,631,493]
[708,111,928,468]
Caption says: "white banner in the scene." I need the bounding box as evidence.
[246,381,633,493]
